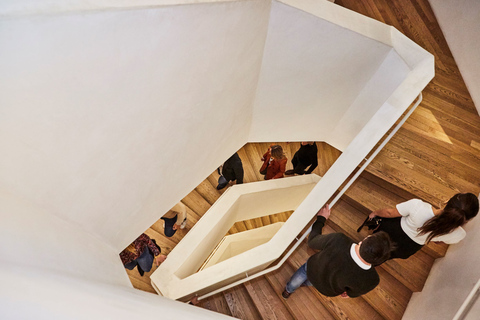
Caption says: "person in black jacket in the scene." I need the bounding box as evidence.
[282,205,394,299]
[285,142,318,175]
[217,152,244,190]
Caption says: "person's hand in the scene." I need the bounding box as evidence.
[155,254,167,266]
[340,292,349,298]
[173,223,181,230]
[189,296,200,305]
[317,204,331,219]
[368,212,376,220]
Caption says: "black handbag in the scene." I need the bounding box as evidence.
[357,216,382,232]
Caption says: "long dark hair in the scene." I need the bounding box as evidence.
[418,193,479,243]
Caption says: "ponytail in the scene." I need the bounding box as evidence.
[418,193,479,243]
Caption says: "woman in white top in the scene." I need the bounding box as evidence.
[368,193,479,259]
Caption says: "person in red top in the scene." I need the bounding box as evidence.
[120,233,167,276]
[260,145,287,180]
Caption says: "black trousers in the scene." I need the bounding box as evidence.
[374,217,423,259]
[291,154,309,175]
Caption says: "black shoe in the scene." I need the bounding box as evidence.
[138,266,145,277]
[285,170,295,175]
[282,289,291,299]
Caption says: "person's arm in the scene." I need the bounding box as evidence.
[368,207,401,219]
[143,234,167,266]
[344,276,379,298]
[305,156,318,174]
[174,203,188,228]
[272,159,287,179]
[308,205,331,250]
[261,150,270,161]
[119,250,136,265]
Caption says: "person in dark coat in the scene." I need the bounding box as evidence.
[285,142,318,175]
[282,205,394,299]
[217,152,244,190]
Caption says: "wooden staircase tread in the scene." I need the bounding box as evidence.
[244,143,267,181]
[343,176,412,213]
[199,293,233,317]
[265,263,335,320]
[223,285,263,320]
[365,159,448,207]
[237,147,262,183]
[362,267,412,320]
[182,189,213,217]
[195,178,221,206]
[244,277,294,320]
[388,133,480,191]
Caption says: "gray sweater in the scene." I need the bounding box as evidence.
[306,216,379,297]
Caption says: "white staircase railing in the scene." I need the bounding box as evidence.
[197,93,423,301]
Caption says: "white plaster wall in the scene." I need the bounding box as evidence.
[0,265,232,320]
[0,0,271,251]
[0,188,128,286]
[249,0,396,148]
[428,0,480,114]
[403,211,480,320]
[328,49,410,149]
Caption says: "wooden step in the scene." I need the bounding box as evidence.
[362,266,412,320]
[223,285,263,320]
[198,293,233,317]
[344,173,416,212]
[195,178,222,206]
[244,277,294,320]
[264,263,335,320]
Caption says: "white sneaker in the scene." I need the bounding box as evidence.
[180,218,187,229]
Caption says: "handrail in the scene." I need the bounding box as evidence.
[197,93,423,301]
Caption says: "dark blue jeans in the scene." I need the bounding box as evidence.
[286,263,312,293]
[124,246,154,274]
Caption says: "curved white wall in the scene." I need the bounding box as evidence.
[0,0,433,318]
[0,0,271,251]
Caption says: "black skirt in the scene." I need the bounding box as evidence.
[374,217,423,259]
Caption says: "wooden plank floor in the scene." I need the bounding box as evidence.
[335,0,480,205]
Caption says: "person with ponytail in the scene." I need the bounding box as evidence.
[368,193,479,260]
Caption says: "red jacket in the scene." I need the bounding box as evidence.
[261,151,287,180]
